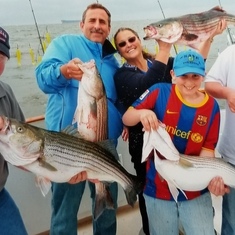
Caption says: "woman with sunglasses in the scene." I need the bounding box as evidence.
[113,21,226,235]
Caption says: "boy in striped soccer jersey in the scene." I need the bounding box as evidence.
[122,49,229,235]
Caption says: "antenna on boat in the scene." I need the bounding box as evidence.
[28,0,45,54]
[157,0,178,54]
[218,0,235,45]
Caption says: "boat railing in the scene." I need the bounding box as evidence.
[26,115,45,123]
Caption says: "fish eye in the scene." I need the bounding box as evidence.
[158,24,162,28]
[17,126,24,133]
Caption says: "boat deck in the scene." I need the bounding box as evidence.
[77,194,222,235]
[37,195,221,235]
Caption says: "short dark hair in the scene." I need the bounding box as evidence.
[82,3,111,26]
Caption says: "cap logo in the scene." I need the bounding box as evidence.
[0,30,7,42]
[188,55,194,62]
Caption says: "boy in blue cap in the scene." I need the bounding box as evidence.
[122,49,229,235]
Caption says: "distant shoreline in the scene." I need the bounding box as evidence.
[61,20,80,24]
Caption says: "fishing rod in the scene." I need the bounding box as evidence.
[157,0,178,54]
[218,0,235,45]
[28,0,45,54]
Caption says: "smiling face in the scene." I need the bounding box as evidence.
[80,8,111,44]
[171,70,204,101]
[114,29,143,62]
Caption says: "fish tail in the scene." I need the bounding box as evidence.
[124,174,144,207]
[93,182,115,220]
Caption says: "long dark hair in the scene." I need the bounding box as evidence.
[113,27,155,61]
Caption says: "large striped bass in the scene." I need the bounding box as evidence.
[142,127,235,202]
[73,59,116,219]
[0,116,142,215]
[73,59,107,142]
[143,6,235,48]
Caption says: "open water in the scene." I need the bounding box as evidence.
[2,20,233,118]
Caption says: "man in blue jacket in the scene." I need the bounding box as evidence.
[35,3,123,235]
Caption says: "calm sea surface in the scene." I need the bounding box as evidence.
[3,20,233,117]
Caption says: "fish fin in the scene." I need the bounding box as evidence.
[156,125,179,158]
[142,127,180,162]
[167,181,180,202]
[125,174,144,207]
[62,125,82,138]
[167,180,188,202]
[179,157,194,168]
[181,33,198,41]
[98,139,119,161]
[94,182,114,220]
[38,158,57,171]
[142,130,153,162]
[35,175,51,197]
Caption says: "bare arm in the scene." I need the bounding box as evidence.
[205,82,235,113]
[154,40,172,64]
[197,19,227,59]
[122,108,159,131]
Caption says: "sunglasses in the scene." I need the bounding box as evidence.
[118,36,137,48]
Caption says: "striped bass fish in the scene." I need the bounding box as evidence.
[73,59,115,218]
[73,59,107,141]
[142,128,235,202]
[0,116,142,216]
[143,6,235,48]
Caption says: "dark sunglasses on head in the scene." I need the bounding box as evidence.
[118,36,136,48]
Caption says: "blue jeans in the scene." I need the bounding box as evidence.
[221,187,235,235]
[144,192,214,235]
[0,188,28,235]
[50,181,118,235]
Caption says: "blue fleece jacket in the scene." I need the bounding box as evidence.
[35,34,122,140]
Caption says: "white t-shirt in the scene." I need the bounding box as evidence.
[205,44,235,164]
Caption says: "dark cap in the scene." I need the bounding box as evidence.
[0,27,10,58]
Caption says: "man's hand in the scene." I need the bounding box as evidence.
[60,58,84,80]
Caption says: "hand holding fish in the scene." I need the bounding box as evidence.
[60,58,84,80]
[210,18,227,39]
[139,110,159,131]
[208,176,230,196]
[154,40,172,63]
[122,108,159,131]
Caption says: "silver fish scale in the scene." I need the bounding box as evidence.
[42,131,133,186]
[181,155,235,173]
[176,10,235,33]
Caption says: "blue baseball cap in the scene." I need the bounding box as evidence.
[173,50,205,77]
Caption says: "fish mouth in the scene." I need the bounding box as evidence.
[0,116,10,134]
[143,25,157,40]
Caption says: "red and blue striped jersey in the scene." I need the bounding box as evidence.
[132,83,220,201]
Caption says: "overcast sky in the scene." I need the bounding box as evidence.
[1,0,235,26]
